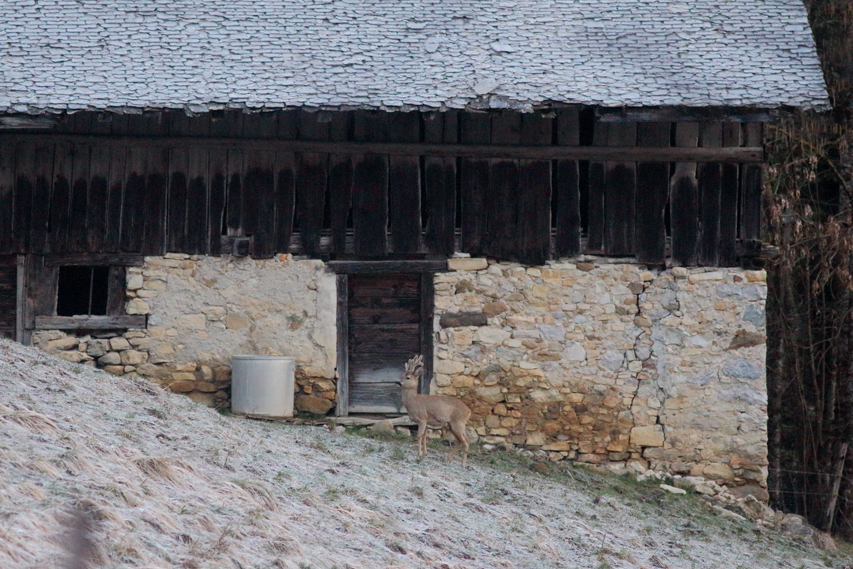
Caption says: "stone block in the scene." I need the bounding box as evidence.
[109,337,131,351]
[126,298,150,315]
[225,312,250,330]
[451,375,475,388]
[177,314,207,331]
[47,336,79,351]
[702,462,735,482]
[688,271,725,283]
[474,327,511,345]
[474,386,504,403]
[187,392,217,407]
[448,258,488,272]
[542,442,571,452]
[57,351,86,363]
[577,262,595,272]
[525,432,546,446]
[727,330,766,350]
[295,394,335,415]
[172,372,196,381]
[452,330,473,346]
[564,342,586,361]
[127,274,144,290]
[482,301,508,316]
[98,352,122,366]
[439,312,488,328]
[745,270,766,283]
[102,365,124,375]
[120,350,147,365]
[630,425,665,447]
[169,380,196,393]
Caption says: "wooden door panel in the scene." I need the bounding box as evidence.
[0,265,17,340]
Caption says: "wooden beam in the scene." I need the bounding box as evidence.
[327,260,447,274]
[34,315,146,330]
[596,106,780,123]
[0,134,764,163]
[335,273,349,417]
[44,254,144,266]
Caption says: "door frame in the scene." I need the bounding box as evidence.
[328,260,445,416]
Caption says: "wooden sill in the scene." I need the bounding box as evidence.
[34,315,147,330]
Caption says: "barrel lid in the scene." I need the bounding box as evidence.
[231,355,296,361]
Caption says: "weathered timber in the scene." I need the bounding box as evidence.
[587,123,608,253]
[104,146,125,252]
[68,144,92,252]
[142,147,169,256]
[30,144,54,253]
[335,273,349,416]
[419,272,434,394]
[298,109,330,142]
[85,145,109,252]
[460,112,490,254]
[697,123,723,266]
[740,123,763,242]
[352,154,388,257]
[439,312,488,328]
[0,141,14,253]
[295,152,328,258]
[518,112,552,264]
[349,324,420,353]
[106,265,127,316]
[13,143,35,254]
[635,123,671,265]
[34,315,147,330]
[185,148,210,255]
[44,254,144,266]
[24,255,57,330]
[327,260,446,274]
[328,117,353,256]
[208,148,227,255]
[388,112,421,255]
[719,123,741,266]
[49,142,73,253]
[275,152,296,254]
[225,149,243,234]
[424,112,457,256]
[242,111,276,139]
[244,150,276,258]
[0,264,16,340]
[120,146,146,253]
[597,106,778,123]
[604,122,637,256]
[555,108,581,257]
[167,148,189,252]
[671,123,700,266]
[487,112,521,259]
[0,134,764,162]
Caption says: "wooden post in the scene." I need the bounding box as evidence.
[335,273,349,416]
[824,442,848,532]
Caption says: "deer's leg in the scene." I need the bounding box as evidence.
[417,421,427,457]
[446,421,467,466]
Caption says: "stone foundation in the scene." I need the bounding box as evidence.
[34,254,767,485]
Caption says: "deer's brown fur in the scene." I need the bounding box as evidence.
[397,355,471,467]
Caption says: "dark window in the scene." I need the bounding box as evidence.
[56,266,110,316]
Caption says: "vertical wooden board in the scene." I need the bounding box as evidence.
[225,150,243,234]
[295,152,327,258]
[586,123,608,253]
[486,112,521,259]
[442,110,459,144]
[670,123,700,266]
[244,151,276,258]
[335,273,349,416]
[389,156,421,254]
[208,149,227,256]
[142,148,169,256]
[85,145,109,252]
[277,109,298,140]
[167,110,190,137]
[460,112,490,254]
[298,110,330,142]
[106,265,127,316]
[353,111,388,143]
[719,123,741,266]
[555,108,581,257]
[187,113,211,137]
[275,152,296,254]
[129,112,168,137]
[225,110,244,138]
[121,147,146,253]
[186,148,209,255]
[518,112,553,264]
[352,154,388,257]
[740,123,763,243]
[104,147,126,252]
[424,157,456,256]
[697,123,723,266]
[168,148,189,253]
[388,112,421,143]
[25,255,57,328]
[12,143,35,254]
[49,142,73,254]
[67,144,91,252]
[209,111,229,138]
[31,144,55,254]
[329,154,352,255]
[604,122,636,256]
[419,273,434,395]
[635,123,671,265]
[243,112,277,139]
[0,141,15,254]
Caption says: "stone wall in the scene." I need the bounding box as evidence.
[33,253,768,487]
[434,259,767,488]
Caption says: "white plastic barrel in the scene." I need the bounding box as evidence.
[231,355,295,418]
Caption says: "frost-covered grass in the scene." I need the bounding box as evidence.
[0,338,850,569]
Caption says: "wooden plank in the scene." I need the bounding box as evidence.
[225,150,243,234]
[697,123,723,266]
[11,143,35,254]
[740,123,763,243]
[336,273,349,416]
[423,112,456,256]
[244,150,277,258]
[49,142,73,253]
[388,112,421,255]
[348,382,404,413]
[295,152,328,258]
[275,152,296,254]
[104,147,126,253]
[67,144,91,252]
[419,273,434,395]
[0,133,765,162]
[327,260,446,274]
[45,254,144,266]
[298,110,330,142]
[141,147,169,256]
[349,305,420,325]
[486,112,521,259]
[225,110,244,138]
[242,112,277,139]
[0,141,15,254]
[328,153,352,255]
[719,123,741,266]
[352,154,388,257]
[586,123,607,253]
[187,113,211,137]
[555,109,581,257]
[518,113,552,265]
[604,123,637,256]
[597,106,778,123]
[277,109,298,140]
[635,123,671,265]
[28,143,55,254]
[0,265,16,340]
[85,145,110,252]
[34,315,147,330]
[120,146,146,253]
[185,148,209,255]
[460,112,490,255]
[106,265,127,316]
[208,149,227,256]
[24,255,57,329]
[349,324,420,353]
[168,148,189,253]
[670,123,700,266]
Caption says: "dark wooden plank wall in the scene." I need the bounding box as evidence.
[0,264,16,339]
[0,110,763,266]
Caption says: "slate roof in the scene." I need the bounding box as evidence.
[0,0,829,114]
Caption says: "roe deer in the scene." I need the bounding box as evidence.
[397,355,471,467]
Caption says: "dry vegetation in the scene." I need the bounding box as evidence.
[0,339,850,569]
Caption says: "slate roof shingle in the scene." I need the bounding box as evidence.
[0,0,830,113]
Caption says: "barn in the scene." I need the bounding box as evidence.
[0,0,828,486]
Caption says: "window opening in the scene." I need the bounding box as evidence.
[57,266,109,316]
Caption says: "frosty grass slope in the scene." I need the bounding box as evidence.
[0,339,848,569]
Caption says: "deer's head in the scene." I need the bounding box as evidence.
[397,355,424,390]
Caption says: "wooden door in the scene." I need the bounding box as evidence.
[0,257,18,340]
[347,273,429,413]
